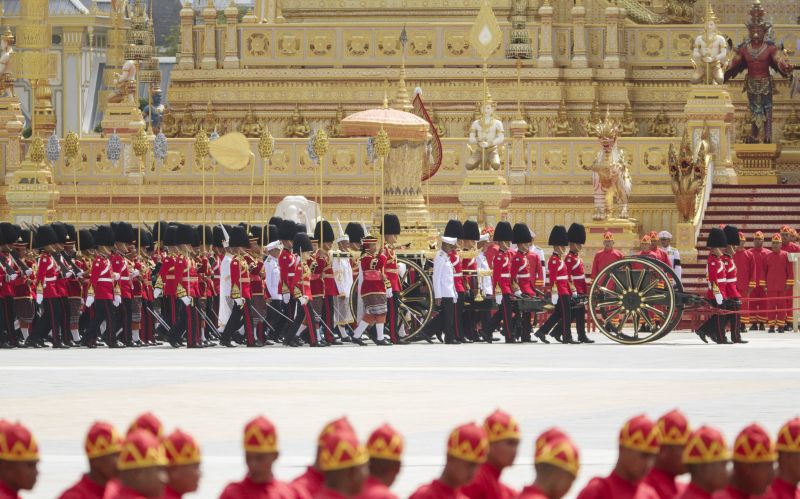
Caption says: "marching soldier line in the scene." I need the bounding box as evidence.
[2,410,800,498]
[0,218,798,349]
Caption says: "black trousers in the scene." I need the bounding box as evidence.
[440,297,456,342]
[537,295,573,342]
[698,298,725,341]
[267,299,286,340]
[167,299,201,347]
[572,303,587,338]
[31,297,63,346]
[386,293,401,343]
[221,299,255,346]
[321,296,336,343]
[487,294,514,342]
[286,300,318,345]
[85,299,118,347]
[722,298,742,341]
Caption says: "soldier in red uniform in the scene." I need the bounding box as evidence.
[165,225,202,348]
[10,229,35,347]
[381,214,403,344]
[769,417,800,499]
[721,226,746,343]
[29,224,67,348]
[676,426,730,499]
[244,225,268,345]
[162,430,201,499]
[350,233,391,346]
[643,409,690,499]
[764,233,793,333]
[486,221,515,343]
[779,227,798,331]
[284,232,321,347]
[221,226,257,348]
[109,430,168,499]
[314,221,338,345]
[459,221,483,343]
[110,222,136,346]
[60,224,84,346]
[153,223,176,340]
[733,232,756,334]
[59,421,123,499]
[0,420,39,499]
[220,416,296,499]
[441,220,466,342]
[518,428,580,499]
[84,226,121,348]
[715,424,776,499]
[784,227,800,254]
[564,223,592,343]
[747,231,768,331]
[462,410,519,499]
[50,222,74,346]
[576,414,661,499]
[0,224,19,348]
[534,226,574,344]
[510,223,539,343]
[591,232,623,281]
[292,418,354,498]
[357,424,403,499]
[695,228,727,344]
[409,422,489,499]
[315,419,369,498]
[277,220,298,340]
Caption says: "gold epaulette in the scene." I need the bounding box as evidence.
[176,283,187,299]
[36,282,43,293]
[155,275,164,290]
[87,284,94,297]
[231,284,241,300]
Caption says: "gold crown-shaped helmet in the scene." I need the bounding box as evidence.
[593,107,621,142]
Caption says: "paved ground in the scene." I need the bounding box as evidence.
[3,331,800,499]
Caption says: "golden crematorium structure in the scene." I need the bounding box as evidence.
[1,0,800,263]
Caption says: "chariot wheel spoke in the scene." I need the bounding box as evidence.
[639,309,656,330]
[635,267,646,292]
[598,286,623,299]
[641,304,666,320]
[624,266,633,289]
[641,293,667,303]
[609,273,626,291]
[596,299,622,309]
[639,279,660,296]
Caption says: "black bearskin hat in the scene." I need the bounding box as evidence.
[707,227,727,249]
[444,219,464,239]
[228,225,249,248]
[278,220,297,241]
[78,229,94,251]
[314,220,335,243]
[265,225,278,244]
[51,222,68,245]
[344,222,365,244]
[723,225,740,246]
[567,223,586,245]
[493,221,513,242]
[35,225,58,248]
[94,225,116,247]
[512,223,532,244]
[383,214,401,237]
[293,233,313,254]
[463,220,481,241]
[548,225,569,246]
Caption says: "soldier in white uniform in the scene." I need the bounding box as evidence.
[658,230,682,280]
[264,230,282,341]
[475,230,494,342]
[432,234,458,344]
[332,222,354,339]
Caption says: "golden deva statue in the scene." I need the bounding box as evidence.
[690,2,728,85]
[178,108,199,138]
[553,99,571,137]
[108,58,137,104]
[585,98,602,137]
[669,127,708,222]
[241,106,263,138]
[584,109,631,220]
[649,106,676,137]
[161,108,179,138]
[0,28,16,98]
[465,95,505,171]
[524,114,538,138]
[620,104,637,137]
[328,103,346,138]
[782,107,800,146]
[285,104,311,138]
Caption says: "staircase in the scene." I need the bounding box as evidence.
[681,184,800,295]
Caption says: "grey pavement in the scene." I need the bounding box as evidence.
[2,331,799,498]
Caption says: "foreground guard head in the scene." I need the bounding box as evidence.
[548,225,569,251]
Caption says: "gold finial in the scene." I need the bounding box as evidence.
[704,0,718,24]
[593,106,621,141]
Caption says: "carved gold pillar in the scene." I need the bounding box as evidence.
[62,28,84,136]
[255,0,268,22]
[684,85,737,184]
[603,3,622,69]
[177,2,196,70]
[508,119,528,184]
[17,0,55,137]
[200,1,218,70]
[223,2,240,69]
[537,0,554,68]
[570,0,588,68]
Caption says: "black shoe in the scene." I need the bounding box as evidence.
[534,331,550,344]
[504,337,516,344]
[86,343,97,349]
[52,343,69,349]
[374,338,391,346]
[329,339,342,345]
[758,323,765,331]
[749,324,758,331]
[445,339,459,344]
[550,332,562,342]
[352,337,368,346]
[578,335,595,344]
[108,343,124,349]
[187,344,205,349]
[435,332,443,343]
[695,330,709,343]
[734,337,748,344]
[520,336,538,343]
[768,327,775,333]
[263,339,274,346]
[26,340,42,349]
[564,337,579,344]
[422,332,434,344]
[718,334,730,344]
[461,336,473,343]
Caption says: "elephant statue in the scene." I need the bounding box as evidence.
[273,195,321,229]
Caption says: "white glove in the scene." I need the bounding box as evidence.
[551,293,558,305]
[453,293,458,304]
[153,288,162,299]
[25,269,32,277]
[77,271,84,279]
[495,294,502,305]
[234,298,244,307]
[36,293,43,304]
[113,295,121,307]
[113,272,120,280]
[282,293,290,304]
[714,293,723,306]
[6,273,17,282]
[181,296,191,307]
[65,271,74,278]
[572,291,578,298]
[131,270,140,278]
[514,290,522,298]
[299,296,308,306]
[386,288,393,298]
[85,296,94,308]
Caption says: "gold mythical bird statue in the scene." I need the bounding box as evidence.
[668,127,708,222]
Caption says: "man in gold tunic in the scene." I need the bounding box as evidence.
[584,110,632,221]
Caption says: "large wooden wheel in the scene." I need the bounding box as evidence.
[350,257,434,340]
[588,257,680,344]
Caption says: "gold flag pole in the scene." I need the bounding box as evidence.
[246,142,257,235]
[258,128,275,241]
[375,126,390,247]
[312,129,329,244]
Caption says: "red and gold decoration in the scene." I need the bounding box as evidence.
[483,409,521,443]
[117,429,168,471]
[682,425,729,464]
[656,409,691,446]
[366,424,404,462]
[164,429,202,465]
[776,417,800,453]
[0,420,39,462]
[243,416,279,454]
[85,421,124,459]
[318,417,356,446]
[534,428,580,477]
[127,412,164,439]
[732,423,777,463]
[619,414,662,454]
[318,423,369,472]
[447,422,489,464]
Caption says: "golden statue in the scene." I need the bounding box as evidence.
[464,101,483,136]
[430,107,447,138]
[649,106,676,137]
[241,106,263,138]
[553,99,571,137]
[0,28,16,98]
[585,97,602,136]
[781,107,800,146]
[690,2,728,85]
[108,58,137,104]
[328,103,346,138]
[465,95,505,171]
[669,127,708,222]
[161,108,179,138]
[202,101,217,134]
[285,104,311,138]
[620,103,637,137]
[178,108,199,138]
[524,114,538,137]
[584,109,631,220]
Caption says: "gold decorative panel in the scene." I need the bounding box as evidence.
[308,31,334,57]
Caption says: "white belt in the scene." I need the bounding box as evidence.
[517,273,530,278]
[287,273,295,276]
[572,275,586,280]
[97,278,113,282]
[556,276,569,280]
[500,273,510,278]
[44,277,57,282]
[453,273,463,277]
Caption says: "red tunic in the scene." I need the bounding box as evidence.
[733,249,756,296]
[310,251,326,299]
[212,252,223,296]
[527,251,544,290]
[59,474,107,499]
[759,477,800,499]
[382,245,401,293]
[643,467,684,499]
[187,258,200,298]
[462,256,477,293]
[110,253,133,299]
[0,482,20,499]
[517,485,549,499]
[322,252,339,297]
[355,476,398,499]
[706,254,727,300]
[219,476,298,499]
[409,480,469,499]
[782,242,800,254]
[450,251,466,293]
[461,463,517,499]
[576,471,660,499]
[229,255,252,300]
[35,252,63,298]
[565,251,587,294]
[764,250,793,293]
[748,247,769,289]
[314,488,349,499]
[157,255,176,296]
[291,467,325,499]
[161,486,181,499]
[712,485,749,499]
[492,249,513,296]
[510,250,535,296]
[279,249,297,295]
[547,253,570,296]
[652,248,672,268]
[359,253,389,298]
[591,249,624,280]
[246,254,264,297]
[676,483,715,499]
[722,254,741,299]
[89,255,116,300]
[101,482,150,499]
